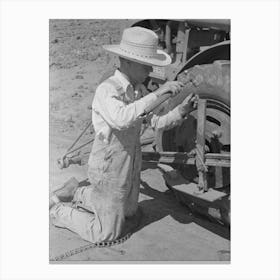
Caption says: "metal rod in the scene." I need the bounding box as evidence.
[65,135,154,157]
[65,121,92,153]
[64,138,94,157]
[59,150,230,170]
[142,151,230,168]
[142,92,172,116]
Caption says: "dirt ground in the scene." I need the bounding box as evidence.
[49,19,230,262]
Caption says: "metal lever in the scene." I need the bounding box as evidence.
[142,92,172,116]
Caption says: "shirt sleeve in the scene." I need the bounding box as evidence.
[92,83,158,130]
[148,106,184,131]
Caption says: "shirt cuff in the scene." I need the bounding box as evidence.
[171,106,183,121]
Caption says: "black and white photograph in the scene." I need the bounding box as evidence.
[49,19,231,262]
[1,0,280,279]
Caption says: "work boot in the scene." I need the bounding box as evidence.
[53,177,79,202]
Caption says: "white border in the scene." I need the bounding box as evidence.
[1,0,280,279]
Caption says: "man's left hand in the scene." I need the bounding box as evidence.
[178,93,199,117]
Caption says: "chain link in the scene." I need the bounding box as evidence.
[50,232,132,262]
[50,208,142,262]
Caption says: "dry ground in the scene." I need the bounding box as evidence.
[49,19,230,262]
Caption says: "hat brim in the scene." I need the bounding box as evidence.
[103,44,171,67]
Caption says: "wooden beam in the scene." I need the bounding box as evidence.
[196,99,208,191]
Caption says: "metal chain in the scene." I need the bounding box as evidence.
[50,232,132,262]
[50,207,143,262]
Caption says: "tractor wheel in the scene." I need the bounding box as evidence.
[155,60,231,225]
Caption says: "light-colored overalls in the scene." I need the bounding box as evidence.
[50,70,183,243]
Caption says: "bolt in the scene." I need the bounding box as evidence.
[57,158,65,169]
[57,157,69,169]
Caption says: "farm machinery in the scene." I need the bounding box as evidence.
[57,19,231,226]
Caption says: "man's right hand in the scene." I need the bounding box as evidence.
[154,81,184,97]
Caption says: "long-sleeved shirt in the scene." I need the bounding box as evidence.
[51,70,186,244]
[91,69,183,143]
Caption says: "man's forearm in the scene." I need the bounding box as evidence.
[149,106,183,131]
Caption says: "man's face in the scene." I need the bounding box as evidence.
[128,61,153,85]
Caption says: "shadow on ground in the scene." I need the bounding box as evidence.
[138,162,230,240]
[74,172,230,240]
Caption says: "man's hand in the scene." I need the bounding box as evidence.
[154,81,184,97]
[178,93,199,117]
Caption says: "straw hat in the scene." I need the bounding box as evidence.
[103,27,171,67]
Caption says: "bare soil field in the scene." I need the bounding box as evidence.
[49,19,230,262]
